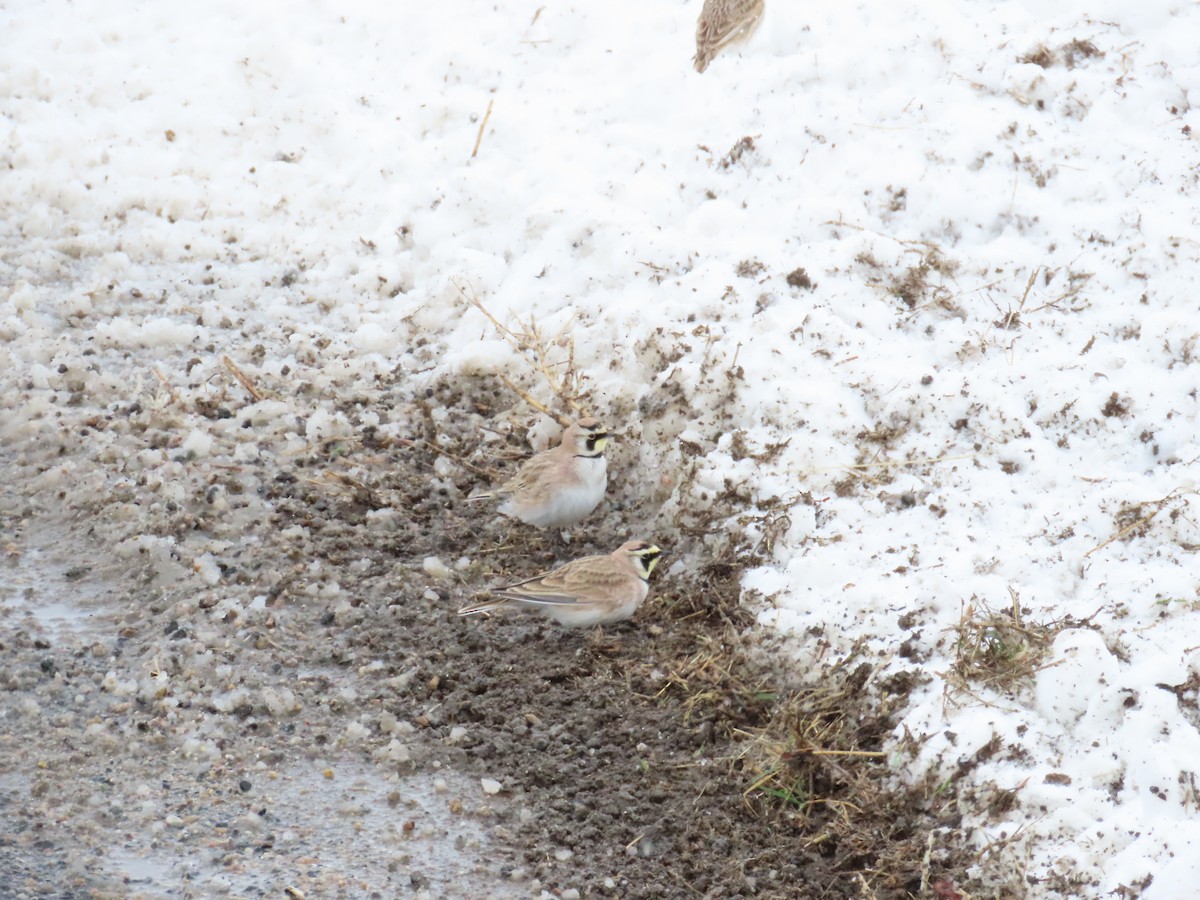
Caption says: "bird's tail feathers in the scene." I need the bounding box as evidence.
[457,598,503,617]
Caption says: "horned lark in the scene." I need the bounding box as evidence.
[468,417,609,528]
[694,0,765,73]
[458,540,664,627]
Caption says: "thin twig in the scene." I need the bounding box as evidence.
[1084,506,1164,557]
[497,373,567,425]
[793,749,888,759]
[460,282,518,342]
[222,356,265,401]
[471,98,494,159]
[416,439,495,479]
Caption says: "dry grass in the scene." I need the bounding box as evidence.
[945,590,1066,699]
[222,354,268,401]
[738,648,892,813]
[831,222,961,317]
[987,265,1094,331]
[470,97,494,159]
[642,537,1022,896]
[1086,489,1198,558]
[708,640,1022,898]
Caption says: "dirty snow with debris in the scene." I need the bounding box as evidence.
[3,0,1200,896]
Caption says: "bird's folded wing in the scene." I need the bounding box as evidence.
[494,590,583,606]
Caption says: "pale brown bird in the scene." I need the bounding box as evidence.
[457,540,664,627]
[467,417,610,528]
[694,0,765,73]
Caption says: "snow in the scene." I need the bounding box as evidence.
[4,0,1200,894]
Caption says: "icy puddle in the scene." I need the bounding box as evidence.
[0,535,113,640]
[101,762,514,899]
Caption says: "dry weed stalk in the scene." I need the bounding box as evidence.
[457,282,588,424]
[518,5,549,44]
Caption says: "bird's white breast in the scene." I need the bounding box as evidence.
[509,455,607,528]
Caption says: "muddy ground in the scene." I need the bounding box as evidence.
[0,360,1002,899]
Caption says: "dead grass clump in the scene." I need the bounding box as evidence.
[851,239,960,316]
[735,258,766,278]
[740,650,892,809]
[947,590,1058,695]
[718,135,758,169]
[890,246,958,310]
[1020,39,1103,70]
[1062,38,1102,68]
[1019,44,1056,68]
[652,543,759,632]
[786,266,815,290]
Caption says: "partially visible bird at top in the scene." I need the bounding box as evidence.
[467,417,610,529]
[694,0,766,74]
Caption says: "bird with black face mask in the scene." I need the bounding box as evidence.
[467,417,610,528]
[458,540,664,627]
